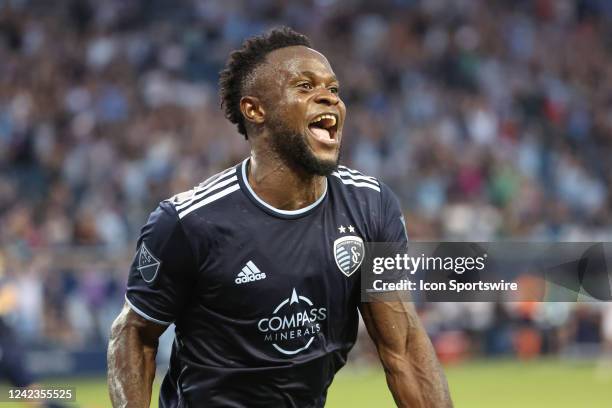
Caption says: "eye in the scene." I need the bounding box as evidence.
[329,86,339,94]
[298,82,313,90]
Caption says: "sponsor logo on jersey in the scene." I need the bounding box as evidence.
[257,288,327,355]
[137,242,161,283]
[235,260,266,285]
[334,235,364,277]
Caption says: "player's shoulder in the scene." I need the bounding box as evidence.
[329,164,383,194]
[329,164,398,205]
[167,163,241,220]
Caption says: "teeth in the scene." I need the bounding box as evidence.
[310,114,337,127]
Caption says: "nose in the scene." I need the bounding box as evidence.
[314,88,339,106]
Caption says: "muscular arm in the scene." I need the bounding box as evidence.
[359,301,452,408]
[108,302,167,408]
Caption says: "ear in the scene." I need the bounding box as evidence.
[240,96,265,126]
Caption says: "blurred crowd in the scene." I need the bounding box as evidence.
[1,0,612,358]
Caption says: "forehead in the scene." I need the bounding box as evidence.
[263,46,336,79]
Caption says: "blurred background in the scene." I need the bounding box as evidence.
[1,0,612,406]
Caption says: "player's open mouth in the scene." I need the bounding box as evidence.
[307,113,339,145]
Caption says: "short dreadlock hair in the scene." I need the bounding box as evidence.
[219,27,312,139]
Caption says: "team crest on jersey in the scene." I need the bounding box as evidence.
[334,236,364,277]
[137,242,161,283]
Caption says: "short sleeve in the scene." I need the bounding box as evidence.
[125,200,196,325]
[377,182,408,244]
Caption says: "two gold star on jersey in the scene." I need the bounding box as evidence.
[338,225,355,233]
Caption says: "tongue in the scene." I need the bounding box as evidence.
[310,126,330,140]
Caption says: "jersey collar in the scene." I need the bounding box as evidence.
[237,157,328,219]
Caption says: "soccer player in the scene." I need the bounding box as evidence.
[108,27,452,407]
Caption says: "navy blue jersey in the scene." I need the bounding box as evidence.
[126,157,407,408]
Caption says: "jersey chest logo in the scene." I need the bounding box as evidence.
[257,288,327,356]
[334,235,365,277]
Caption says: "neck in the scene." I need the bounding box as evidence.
[247,148,326,211]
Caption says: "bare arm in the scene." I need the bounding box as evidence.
[108,302,167,408]
[359,301,452,408]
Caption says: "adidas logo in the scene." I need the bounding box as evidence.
[235,261,267,285]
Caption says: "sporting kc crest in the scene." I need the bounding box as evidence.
[334,236,365,277]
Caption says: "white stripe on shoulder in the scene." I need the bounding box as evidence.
[333,169,379,185]
[125,295,173,326]
[172,168,237,208]
[331,173,381,192]
[175,174,238,211]
[178,183,240,219]
[338,166,378,180]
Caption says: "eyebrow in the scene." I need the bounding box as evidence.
[297,70,340,85]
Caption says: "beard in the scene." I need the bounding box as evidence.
[267,117,339,177]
